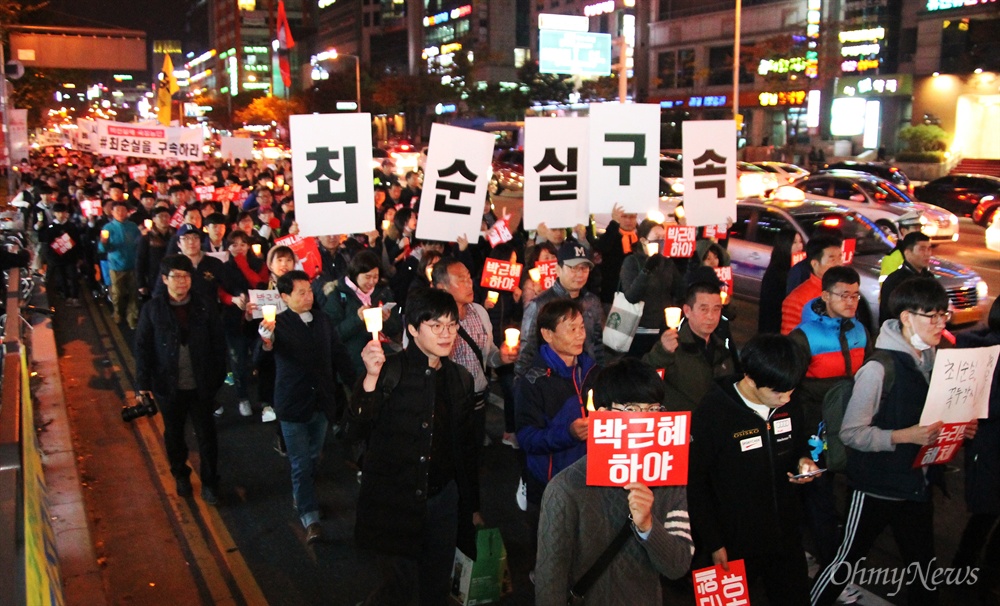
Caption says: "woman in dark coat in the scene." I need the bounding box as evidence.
[953,298,1000,586]
[758,229,803,334]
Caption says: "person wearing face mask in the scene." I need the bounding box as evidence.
[618,219,685,357]
[810,277,979,606]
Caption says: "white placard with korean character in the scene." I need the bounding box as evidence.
[681,120,738,227]
[221,136,255,161]
[586,103,660,215]
[290,113,375,238]
[415,123,495,243]
[523,117,589,229]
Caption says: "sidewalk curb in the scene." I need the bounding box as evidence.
[30,293,108,606]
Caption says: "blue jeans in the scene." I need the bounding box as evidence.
[225,330,251,400]
[280,411,327,528]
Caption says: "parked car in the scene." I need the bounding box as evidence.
[488,148,524,197]
[736,162,780,198]
[752,161,810,185]
[786,170,959,242]
[820,161,912,194]
[973,195,1000,227]
[727,199,988,330]
[917,174,1000,220]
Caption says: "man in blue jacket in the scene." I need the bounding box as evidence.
[134,255,227,504]
[101,200,141,327]
[258,270,357,543]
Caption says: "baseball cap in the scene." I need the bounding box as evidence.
[557,240,593,267]
[177,223,203,238]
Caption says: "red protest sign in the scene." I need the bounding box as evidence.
[486,218,514,247]
[664,226,697,258]
[792,251,807,266]
[480,259,523,292]
[586,411,691,486]
[714,266,733,296]
[842,238,856,265]
[702,224,728,240]
[189,164,203,178]
[534,259,558,290]
[50,233,75,255]
[692,559,749,606]
[914,422,969,468]
[99,166,117,179]
[195,185,215,201]
[169,205,187,228]
[80,198,102,218]
[128,163,148,180]
[274,234,323,279]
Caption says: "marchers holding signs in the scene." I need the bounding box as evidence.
[416,123,495,243]
[290,113,375,237]
[587,103,660,215]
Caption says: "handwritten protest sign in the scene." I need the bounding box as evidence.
[248,290,287,319]
[663,226,697,258]
[692,559,749,606]
[480,259,523,292]
[919,346,999,425]
[586,411,690,486]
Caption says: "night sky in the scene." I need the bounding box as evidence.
[30,0,199,47]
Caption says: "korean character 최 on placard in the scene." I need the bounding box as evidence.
[593,417,628,449]
[304,146,360,204]
[534,147,579,201]
[694,568,719,594]
[434,159,478,215]
[627,418,656,449]
[657,415,687,447]
[692,149,728,198]
[608,453,640,484]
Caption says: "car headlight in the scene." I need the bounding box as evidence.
[949,214,958,224]
[921,223,938,237]
[918,215,929,224]
[977,280,989,301]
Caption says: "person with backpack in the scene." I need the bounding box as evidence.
[810,277,978,605]
[788,266,873,604]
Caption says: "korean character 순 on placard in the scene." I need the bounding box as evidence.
[534,147,579,201]
[434,159,479,215]
[304,146,360,204]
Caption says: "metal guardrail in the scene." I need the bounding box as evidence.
[0,266,25,606]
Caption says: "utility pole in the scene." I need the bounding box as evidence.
[0,26,15,199]
[733,0,742,129]
[616,36,628,103]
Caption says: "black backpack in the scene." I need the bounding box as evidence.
[821,350,896,472]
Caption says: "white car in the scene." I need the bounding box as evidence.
[752,161,810,185]
[786,170,959,242]
[987,211,1000,253]
[736,162,780,198]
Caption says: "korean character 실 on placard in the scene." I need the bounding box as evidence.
[608,453,640,484]
[534,147,579,201]
[657,415,688,446]
[694,568,719,594]
[593,417,628,449]
[627,417,655,449]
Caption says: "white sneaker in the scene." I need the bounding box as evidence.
[515,477,528,512]
[213,406,224,417]
[261,405,277,423]
[837,583,864,604]
[238,400,252,417]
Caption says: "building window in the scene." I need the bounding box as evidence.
[708,45,754,86]
[678,49,695,88]
[657,48,696,89]
[364,12,370,26]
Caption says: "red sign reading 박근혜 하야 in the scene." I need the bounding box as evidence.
[692,559,749,606]
[480,259,523,292]
[586,411,691,487]
[663,226,698,258]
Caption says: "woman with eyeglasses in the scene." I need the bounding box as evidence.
[810,277,978,606]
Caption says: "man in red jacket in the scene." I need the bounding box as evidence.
[781,234,843,334]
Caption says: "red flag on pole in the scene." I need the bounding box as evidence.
[276,0,295,88]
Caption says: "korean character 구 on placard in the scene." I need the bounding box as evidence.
[602,134,646,186]
[434,159,478,215]
[657,415,688,446]
[534,147,579,201]
[305,146,360,204]
[627,418,656,449]
[694,568,719,595]
[721,572,748,605]
[593,417,628,449]
[692,149,728,198]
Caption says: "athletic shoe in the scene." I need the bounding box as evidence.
[837,584,863,604]
[261,405,277,423]
[238,400,252,417]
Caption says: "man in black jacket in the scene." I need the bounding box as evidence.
[350,288,480,606]
[134,255,227,504]
[258,270,357,543]
[688,333,818,605]
[878,231,933,326]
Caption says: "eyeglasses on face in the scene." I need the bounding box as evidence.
[166,273,191,280]
[826,290,861,302]
[909,310,953,325]
[610,404,666,413]
[424,321,459,335]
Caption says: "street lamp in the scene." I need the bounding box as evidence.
[321,50,361,113]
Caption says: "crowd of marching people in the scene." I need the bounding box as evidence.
[8,147,1000,606]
